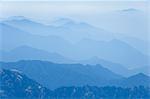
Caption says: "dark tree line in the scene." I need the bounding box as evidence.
[50,85,150,99]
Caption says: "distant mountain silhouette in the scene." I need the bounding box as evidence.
[3,16,53,36]
[0,60,122,89]
[75,38,149,68]
[120,73,150,87]
[0,23,32,50]
[81,56,149,76]
[116,35,149,56]
[3,16,149,56]
[0,68,51,98]
[3,16,114,42]
[0,45,131,76]
[109,73,150,87]
[1,16,149,69]
[130,66,149,76]
[78,56,130,76]
[92,8,148,55]
[51,17,76,26]
[0,22,73,53]
[1,45,148,76]
[0,45,73,63]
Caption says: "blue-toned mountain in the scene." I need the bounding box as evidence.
[0,68,51,98]
[0,45,73,63]
[1,17,149,69]
[1,68,150,99]
[0,60,122,89]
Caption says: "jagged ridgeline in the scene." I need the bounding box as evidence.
[0,68,150,99]
[1,60,150,89]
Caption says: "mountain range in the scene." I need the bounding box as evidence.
[0,60,122,89]
[0,60,150,89]
[0,19,149,69]
[2,15,149,56]
[119,73,150,87]
[0,45,149,76]
[2,16,114,42]
[0,7,149,99]
[0,45,73,63]
[74,38,149,68]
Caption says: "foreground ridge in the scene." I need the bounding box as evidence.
[0,68,150,99]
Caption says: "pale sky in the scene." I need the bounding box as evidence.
[0,1,148,23]
[0,0,149,41]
